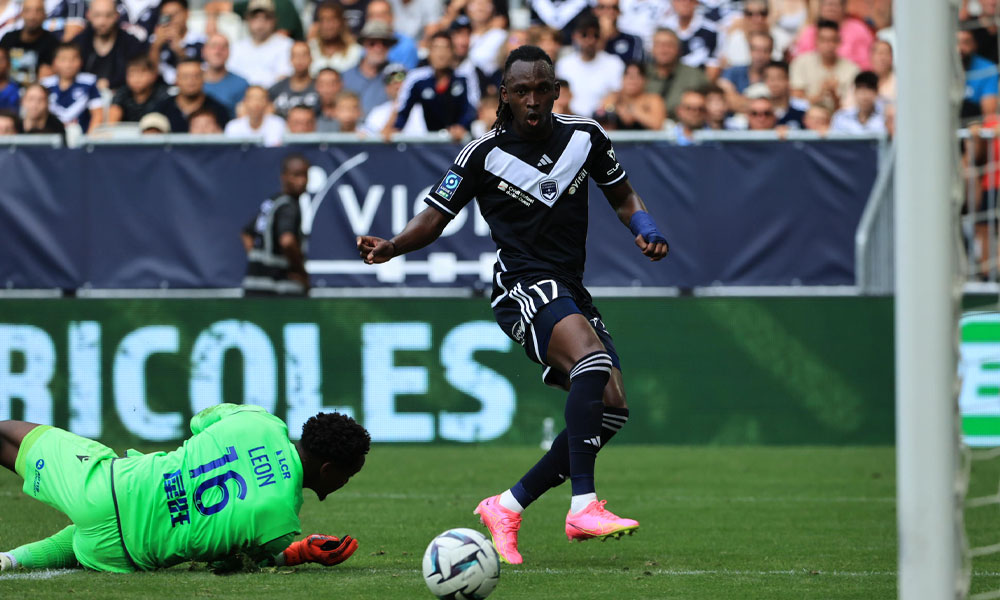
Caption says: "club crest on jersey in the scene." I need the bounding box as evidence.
[512,319,526,344]
[607,148,616,160]
[539,179,559,202]
[435,170,463,200]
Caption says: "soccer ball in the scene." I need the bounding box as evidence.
[422,528,500,599]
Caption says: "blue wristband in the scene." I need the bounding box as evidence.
[628,211,667,245]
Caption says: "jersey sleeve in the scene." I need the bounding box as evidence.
[422,138,483,218]
[587,123,627,188]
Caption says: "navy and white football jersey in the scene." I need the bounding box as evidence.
[42,0,85,37]
[43,72,102,130]
[423,114,627,287]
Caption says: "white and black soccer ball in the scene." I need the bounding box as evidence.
[422,528,500,600]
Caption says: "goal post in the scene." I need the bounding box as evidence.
[894,0,962,599]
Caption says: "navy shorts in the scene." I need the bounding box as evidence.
[492,275,621,388]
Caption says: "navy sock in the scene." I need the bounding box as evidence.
[564,352,613,496]
[510,406,631,509]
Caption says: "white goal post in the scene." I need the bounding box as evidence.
[894,0,962,599]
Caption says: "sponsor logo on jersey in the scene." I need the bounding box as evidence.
[435,170,463,200]
[568,168,588,195]
[76,454,90,463]
[497,179,534,206]
[512,318,526,345]
[607,164,620,176]
[33,459,43,495]
[539,179,559,202]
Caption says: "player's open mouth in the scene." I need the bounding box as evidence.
[525,114,540,127]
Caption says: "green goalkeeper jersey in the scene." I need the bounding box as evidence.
[112,404,304,570]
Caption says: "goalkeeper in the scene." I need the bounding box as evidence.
[0,404,370,573]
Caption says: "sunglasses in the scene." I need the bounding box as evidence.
[749,110,774,117]
[681,104,706,112]
[364,39,391,47]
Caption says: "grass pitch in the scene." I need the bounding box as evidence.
[2,445,999,599]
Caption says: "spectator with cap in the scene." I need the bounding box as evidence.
[718,0,791,69]
[73,0,147,90]
[389,31,474,141]
[342,20,394,115]
[309,1,361,76]
[830,70,885,133]
[556,13,625,118]
[790,20,859,111]
[745,87,778,131]
[0,0,58,83]
[228,0,292,88]
[594,0,644,65]
[594,61,665,130]
[285,103,316,132]
[763,60,805,129]
[148,0,203,85]
[792,0,873,70]
[719,31,772,107]
[19,81,64,135]
[449,16,483,106]
[108,54,169,122]
[314,66,342,130]
[0,46,18,109]
[661,0,721,79]
[202,33,248,118]
[366,0,418,68]
[362,62,426,134]
[224,84,286,145]
[387,0,441,42]
[206,0,303,40]
[672,88,704,145]
[645,27,708,118]
[43,42,103,132]
[269,40,318,117]
[138,110,169,133]
[960,28,999,119]
[188,106,223,132]
[156,56,230,131]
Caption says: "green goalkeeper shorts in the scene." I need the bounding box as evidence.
[16,426,134,573]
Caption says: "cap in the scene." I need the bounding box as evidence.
[358,20,397,44]
[139,112,171,133]
[744,82,772,100]
[246,0,275,16]
[382,62,406,84]
[449,15,471,31]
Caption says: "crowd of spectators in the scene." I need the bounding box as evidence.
[0,0,978,144]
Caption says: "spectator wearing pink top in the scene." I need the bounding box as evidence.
[791,0,873,70]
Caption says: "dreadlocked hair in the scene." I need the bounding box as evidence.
[300,412,371,466]
[492,45,555,131]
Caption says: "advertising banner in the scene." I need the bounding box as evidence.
[0,140,879,289]
[0,297,893,446]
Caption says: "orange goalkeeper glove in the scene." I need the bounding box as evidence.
[282,534,358,567]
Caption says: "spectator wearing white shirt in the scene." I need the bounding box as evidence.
[830,70,885,134]
[223,84,286,144]
[617,0,672,52]
[555,14,625,117]
[309,1,362,76]
[387,0,441,41]
[466,0,506,77]
[227,0,292,87]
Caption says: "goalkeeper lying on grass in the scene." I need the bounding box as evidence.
[0,404,370,573]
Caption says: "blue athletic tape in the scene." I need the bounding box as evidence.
[628,211,667,245]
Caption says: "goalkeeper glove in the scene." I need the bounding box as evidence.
[282,534,358,567]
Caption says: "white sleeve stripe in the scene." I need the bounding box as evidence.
[595,170,627,187]
[456,130,497,167]
[424,195,457,217]
[554,114,610,139]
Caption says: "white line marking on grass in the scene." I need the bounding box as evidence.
[0,569,75,581]
[333,491,896,504]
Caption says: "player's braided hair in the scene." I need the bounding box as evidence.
[492,45,555,132]
[300,412,371,466]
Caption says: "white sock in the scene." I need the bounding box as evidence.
[0,552,18,570]
[498,489,524,514]
[570,492,597,514]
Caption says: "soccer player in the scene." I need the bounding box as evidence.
[357,45,668,565]
[0,404,370,572]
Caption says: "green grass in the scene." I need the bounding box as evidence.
[2,445,1000,599]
